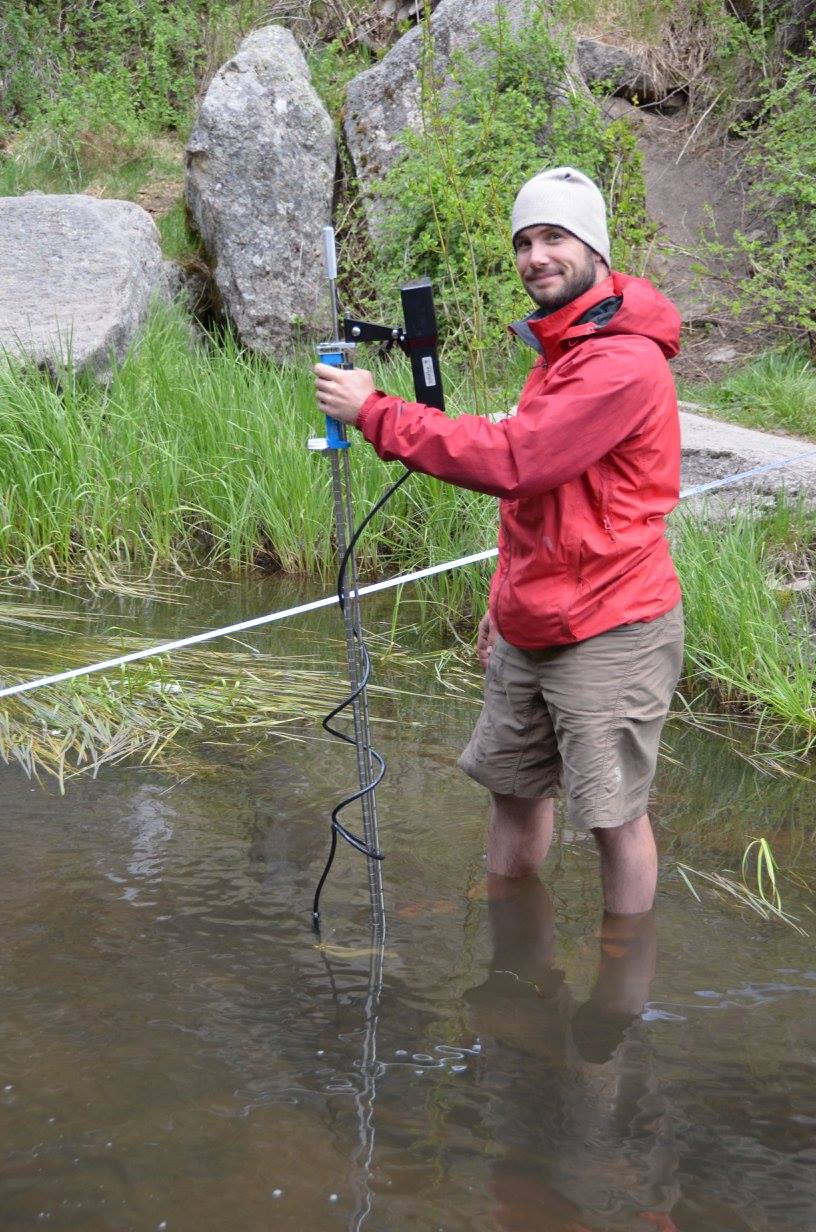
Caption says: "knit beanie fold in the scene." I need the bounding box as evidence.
[511,166,610,266]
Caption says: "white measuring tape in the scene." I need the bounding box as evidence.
[1,448,814,701]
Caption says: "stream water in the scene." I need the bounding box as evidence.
[2,577,815,1231]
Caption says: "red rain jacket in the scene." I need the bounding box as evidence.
[357,272,682,648]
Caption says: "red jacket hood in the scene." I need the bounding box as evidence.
[510,272,681,367]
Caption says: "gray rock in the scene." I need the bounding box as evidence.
[345,0,541,229]
[186,26,336,355]
[0,195,168,376]
[577,38,686,112]
[706,345,738,364]
[576,38,651,98]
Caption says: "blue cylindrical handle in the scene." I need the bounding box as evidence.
[317,345,351,450]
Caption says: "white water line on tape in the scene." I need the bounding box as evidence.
[1,447,815,701]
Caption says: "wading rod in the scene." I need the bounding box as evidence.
[311,226,385,934]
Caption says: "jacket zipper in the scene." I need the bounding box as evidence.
[493,540,512,637]
[600,465,616,541]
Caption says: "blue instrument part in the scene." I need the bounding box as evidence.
[316,344,351,451]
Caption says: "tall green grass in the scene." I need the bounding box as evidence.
[673,500,816,749]
[2,307,815,748]
[0,305,496,620]
[680,346,816,438]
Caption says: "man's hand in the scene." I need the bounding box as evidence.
[314,363,375,425]
[477,611,497,671]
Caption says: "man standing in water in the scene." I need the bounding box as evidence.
[315,167,684,914]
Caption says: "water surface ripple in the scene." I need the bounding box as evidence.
[2,583,816,1231]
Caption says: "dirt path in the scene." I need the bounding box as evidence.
[680,402,816,506]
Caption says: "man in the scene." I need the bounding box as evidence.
[315,166,683,915]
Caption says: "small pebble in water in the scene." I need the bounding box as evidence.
[272,1189,283,1199]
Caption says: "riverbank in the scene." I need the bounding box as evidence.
[0,305,813,762]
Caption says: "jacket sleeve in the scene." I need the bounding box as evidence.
[357,338,668,499]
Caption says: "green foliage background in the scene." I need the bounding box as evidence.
[372,8,650,395]
[728,51,816,340]
[0,0,216,138]
[0,0,813,358]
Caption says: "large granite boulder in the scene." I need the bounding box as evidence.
[186,26,336,356]
[0,194,168,375]
[345,0,543,229]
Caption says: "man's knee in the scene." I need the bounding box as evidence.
[592,812,652,849]
[491,792,554,828]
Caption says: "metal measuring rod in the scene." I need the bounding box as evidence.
[310,226,386,933]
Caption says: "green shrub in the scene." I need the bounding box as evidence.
[371,6,651,406]
[308,37,374,119]
[725,52,816,345]
[0,2,272,252]
[0,1,210,139]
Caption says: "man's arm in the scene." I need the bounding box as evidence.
[316,337,669,501]
[356,338,666,499]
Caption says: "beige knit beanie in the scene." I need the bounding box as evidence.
[511,166,610,266]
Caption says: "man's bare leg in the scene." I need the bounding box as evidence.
[487,793,554,878]
[593,813,657,915]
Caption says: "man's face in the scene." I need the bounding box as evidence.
[514,224,605,311]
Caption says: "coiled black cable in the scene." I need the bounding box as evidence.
[311,465,412,928]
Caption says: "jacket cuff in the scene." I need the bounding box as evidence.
[356,390,391,439]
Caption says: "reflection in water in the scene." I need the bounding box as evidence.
[467,877,679,1232]
[102,784,176,903]
[125,785,175,884]
[3,577,816,1231]
[349,930,385,1232]
[316,927,387,1232]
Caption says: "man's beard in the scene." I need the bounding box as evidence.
[527,249,598,312]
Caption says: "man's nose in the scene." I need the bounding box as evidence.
[528,241,554,265]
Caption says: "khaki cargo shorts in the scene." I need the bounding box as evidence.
[458,603,684,830]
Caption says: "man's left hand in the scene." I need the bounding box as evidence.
[314,363,375,425]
